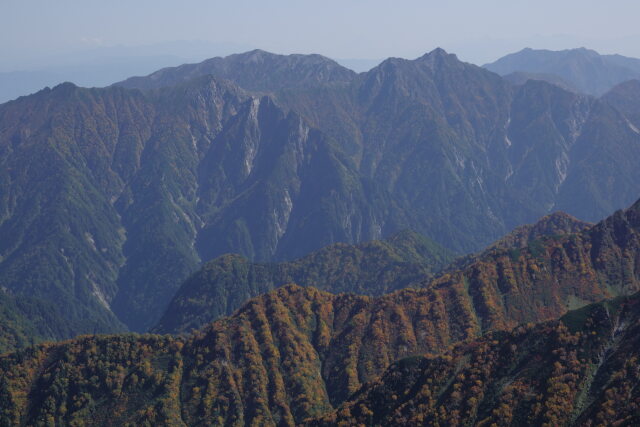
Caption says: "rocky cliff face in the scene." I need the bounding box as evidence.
[2,49,640,337]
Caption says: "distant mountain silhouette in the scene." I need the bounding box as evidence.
[115,49,356,92]
[485,47,640,95]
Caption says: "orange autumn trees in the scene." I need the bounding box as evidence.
[0,199,639,425]
[311,294,640,426]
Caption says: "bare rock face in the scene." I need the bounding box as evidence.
[2,48,640,337]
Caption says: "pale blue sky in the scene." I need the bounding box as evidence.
[2,0,640,70]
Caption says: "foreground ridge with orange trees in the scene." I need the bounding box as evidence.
[153,229,454,335]
[0,199,639,425]
[446,211,592,273]
[154,212,586,336]
[424,198,640,336]
[308,292,640,426]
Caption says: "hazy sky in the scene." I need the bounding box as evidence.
[2,0,640,70]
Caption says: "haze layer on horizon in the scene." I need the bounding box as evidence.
[1,0,639,72]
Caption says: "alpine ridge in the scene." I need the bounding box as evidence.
[308,292,640,426]
[155,212,587,336]
[115,49,357,92]
[2,48,640,338]
[484,47,640,95]
[153,230,454,334]
[0,198,639,425]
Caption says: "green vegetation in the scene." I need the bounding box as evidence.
[0,198,639,424]
[0,292,39,354]
[2,47,640,349]
[311,292,640,426]
[154,230,454,334]
[0,291,85,355]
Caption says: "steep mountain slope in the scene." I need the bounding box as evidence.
[3,48,640,336]
[115,49,357,92]
[276,52,529,249]
[484,47,640,95]
[0,292,79,354]
[553,89,640,219]
[154,230,454,334]
[1,199,639,425]
[156,212,587,337]
[0,292,41,354]
[0,79,242,334]
[601,79,640,128]
[279,50,640,242]
[0,83,157,336]
[447,211,592,272]
[0,76,365,333]
[310,293,640,426]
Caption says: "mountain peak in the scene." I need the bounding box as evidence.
[51,81,78,92]
[630,197,640,213]
[236,48,271,61]
[417,47,458,65]
[367,48,460,71]
[422,47,449,57]
[485,47,640,95]
[115,49,355,93]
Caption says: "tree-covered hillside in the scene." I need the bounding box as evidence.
[0,198,639,425]
[2,48,640,339]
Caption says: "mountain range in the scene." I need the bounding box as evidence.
[2,42,640,425]
[0,50,640,338]
[153,212,585,335]
[484,47,640,95]
[0,196,639,425]
[2,47,640,338]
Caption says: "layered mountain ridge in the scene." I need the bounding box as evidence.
[2,47,640,338]
[485,47,640,95]
[115,49,357,93]
[310,292,640,426]
[154,212,587,335]
[0,198,639,425]
[153,230,454,334]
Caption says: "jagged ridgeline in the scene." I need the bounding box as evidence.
[0,199,639,425]
[2,48,640,338]
[153,213,587,335]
